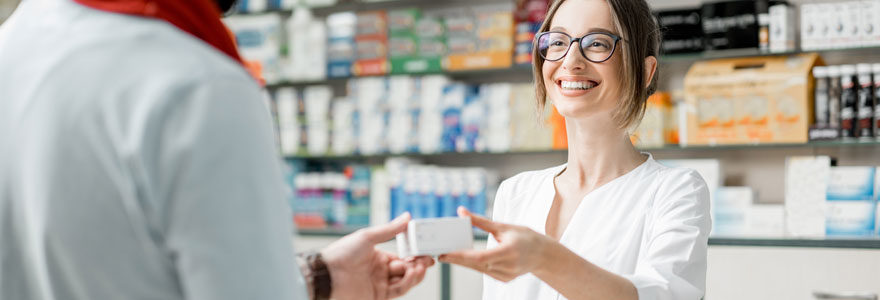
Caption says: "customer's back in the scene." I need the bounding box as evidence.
[0,0,306,299]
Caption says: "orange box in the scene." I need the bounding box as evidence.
[682,53,823,145]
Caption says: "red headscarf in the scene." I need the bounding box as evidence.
[73,0,244,65]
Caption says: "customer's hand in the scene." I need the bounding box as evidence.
[321,213,435,300]
[438,207,553,282]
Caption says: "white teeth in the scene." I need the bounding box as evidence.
[560,80,596,90]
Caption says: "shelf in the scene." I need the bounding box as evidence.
[285,139,880,160]
[708,238,880,249]
[264,45,880,89]
[234,0,513,17]
[297,229,880,249]
[660,45,880,63]
[265,65,533,89]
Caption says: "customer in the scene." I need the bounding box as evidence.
[439,0,711,299]
[0,0,432,299]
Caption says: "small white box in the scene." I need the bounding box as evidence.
[769,4,797,53]
[843,1,863,48]
[862,0,880,47]
[800,4,817,51]
[396,217,474,257]
[711,187,754,237]
[785,156,831,238]
[823,3,843,50]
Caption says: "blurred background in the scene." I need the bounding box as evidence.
[3,0,880,299]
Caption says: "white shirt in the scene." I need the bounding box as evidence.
[0,1,307,299]
[483,155,711,300]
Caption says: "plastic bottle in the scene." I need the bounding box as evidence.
[856,64,875,139]
[840,65,858,139]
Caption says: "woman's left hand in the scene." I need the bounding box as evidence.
[438,207,554,282]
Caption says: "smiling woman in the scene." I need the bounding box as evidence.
[437,1,711,300]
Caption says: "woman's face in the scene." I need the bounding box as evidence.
[542,0,623,120]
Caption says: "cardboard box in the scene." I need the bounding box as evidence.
[711,187,754,237]
[683,53,824,145]
[826,167,877,237]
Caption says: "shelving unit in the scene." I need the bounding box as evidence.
[284,140,880,161]
[264,45,880,89]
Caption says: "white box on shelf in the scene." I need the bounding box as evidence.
[784,156,831,238]
[800,3,817,51]
[843,1,863,48]
[826,167,877,237]
[711,187,754,237]
[396,217,474,257]
[863,0,880,47]
[745,204,785,237]
[769,4,797,53]
[822,2,841,50]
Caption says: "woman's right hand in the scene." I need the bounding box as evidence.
[438,207,555,282]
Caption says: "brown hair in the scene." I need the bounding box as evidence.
[533,0,661,131]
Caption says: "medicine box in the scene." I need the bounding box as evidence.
[396,217,474,257]
[826,166,876,237]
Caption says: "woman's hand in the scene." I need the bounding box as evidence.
[438,207,554,282]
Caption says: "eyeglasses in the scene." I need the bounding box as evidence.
[536,31,622,63]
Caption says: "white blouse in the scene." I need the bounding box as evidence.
[482,154,711,300]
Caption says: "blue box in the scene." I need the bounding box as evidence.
[826,167,877,237]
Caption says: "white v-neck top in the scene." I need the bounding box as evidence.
[482,154,711,300]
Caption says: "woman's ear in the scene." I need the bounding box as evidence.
[643,56,658,89]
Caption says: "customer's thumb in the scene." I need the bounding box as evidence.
[362,212,411,243]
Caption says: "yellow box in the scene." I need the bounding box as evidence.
[683,53,823,145]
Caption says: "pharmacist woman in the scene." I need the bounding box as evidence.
[438,0,711,299]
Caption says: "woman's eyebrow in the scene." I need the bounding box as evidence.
[548,26,619,36]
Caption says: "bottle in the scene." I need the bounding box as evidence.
[839,65,858,139]
[757,0,770,52]
[856,64,875,139]
[812,66,830,128]
[828,66,842,133]
[873,63,880,139]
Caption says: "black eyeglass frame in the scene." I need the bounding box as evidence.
[535,31,623,63]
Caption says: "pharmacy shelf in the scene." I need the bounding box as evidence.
[233,0,513,17]
[297,229,880,249]
[285,139,880,161]
[661,45,880,62]
[708,238,880,249]
[265,65,533,89]
[264,45,880,89]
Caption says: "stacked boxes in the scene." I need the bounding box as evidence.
[353,11,390,76]
[826,167,877,237]
[388,9,446,74]
[326,12,357,78]
[513,0,548,65]
[445,3,514,71]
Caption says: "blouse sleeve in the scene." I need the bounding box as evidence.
[621,169,711,300]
